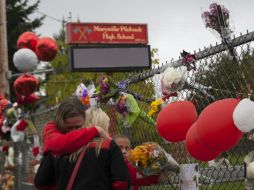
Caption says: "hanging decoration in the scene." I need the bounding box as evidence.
[17,32,39,52]
[36,37,58,61]
[11,119,28,142]
[0,31,60,179]
[202,3,232,38]
[233,98,254,133]
[196,98,243,151]
[32,146,40,157]
[3,146,15,169]
[161,66,187,96]
[148,99,164,117]
[0,96,12,114]
[32,133,41,158]
[130,142,179,176]
[148,92,178,117]
[75,82,97,109]
[180,50,196,71]
[156,101,197,142]
[0,97,13,139]
[13,48,39,73]
[202,3,237,60]
[116,93,156,128]
[15,93,40,106]
[97,75,119,104]
[186,123,221,161]
[13,74,39,96]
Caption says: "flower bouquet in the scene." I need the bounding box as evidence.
[116,93,156,128]
[130,142,179,176]
[202,3,237,60]
[97,75,119,103]
[161,66,187,95]
[202,3,232,39]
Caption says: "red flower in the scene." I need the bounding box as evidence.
[1,144,9,153]
[32,146,40,157]
[16,119,28,131]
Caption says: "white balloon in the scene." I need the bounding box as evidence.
[233,98,254,133]
[13,48,38,72]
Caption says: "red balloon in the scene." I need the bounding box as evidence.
[14,74,39,96]
[17,32,39,52]
[196,98,243,151]
[16,93,40,105]
[157,101,197,142]
[186,123,221,161]
[36,37,58,61]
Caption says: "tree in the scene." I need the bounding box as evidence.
[6,0,45,72]
[191,51,254,113]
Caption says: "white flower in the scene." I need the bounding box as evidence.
[161,66,187,93]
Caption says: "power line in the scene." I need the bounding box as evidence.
[35,10,68,23]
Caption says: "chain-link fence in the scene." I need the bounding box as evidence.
[19,30,254,189]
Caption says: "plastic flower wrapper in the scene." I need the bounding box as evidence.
[97,75,119,104]
[161,66,187,95]
[130,142,179,176]
[202,3,233,39]
[75,82,96,109]
[116,93,156,128]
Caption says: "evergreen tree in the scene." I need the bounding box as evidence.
[6,0,45,72]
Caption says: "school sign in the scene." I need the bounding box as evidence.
[66,22,148,44]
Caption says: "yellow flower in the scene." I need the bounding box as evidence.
[129,142,171,176]
[148,99,164,116]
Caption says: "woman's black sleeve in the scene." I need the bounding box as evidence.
[34,153,56,188]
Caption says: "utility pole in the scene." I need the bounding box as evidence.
[0,0,10,98]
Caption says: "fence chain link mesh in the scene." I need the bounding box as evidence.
[15,31,254,189]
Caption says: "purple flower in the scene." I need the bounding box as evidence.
[202,3,231,35]
[202,11,210,17]
[99,76,110,94]
[116,100,128,115]
[82,89,88,98]
[118,81,127,89]
[209,3,217,9]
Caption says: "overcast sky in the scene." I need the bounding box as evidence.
[31,0,254,62]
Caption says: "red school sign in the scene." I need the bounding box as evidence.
[66,22,148,44]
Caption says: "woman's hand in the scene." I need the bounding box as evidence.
[95,126,110,139]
